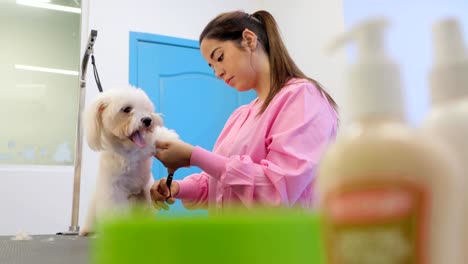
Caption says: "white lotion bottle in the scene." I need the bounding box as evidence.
[317,18,462,264]
[422,17,468,262]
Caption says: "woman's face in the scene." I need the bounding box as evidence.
[200,38,258,92]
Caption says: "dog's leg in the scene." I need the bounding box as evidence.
[80,192,97,236]
[143,176,155,205]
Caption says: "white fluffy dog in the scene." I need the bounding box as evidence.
[80,86,178,235]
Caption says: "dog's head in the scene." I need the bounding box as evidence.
[85,86,163,151]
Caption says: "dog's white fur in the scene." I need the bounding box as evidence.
[80,86,178,235]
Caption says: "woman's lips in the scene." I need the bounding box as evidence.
[226,77,233,85]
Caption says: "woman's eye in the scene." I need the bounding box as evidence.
[217,54,224,62]
[121,106,132,113]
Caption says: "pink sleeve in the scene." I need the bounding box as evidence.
[171,108,247,210]
[189,85,337,207]
[173,172,209,209]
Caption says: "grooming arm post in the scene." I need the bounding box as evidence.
[62,30,97,235]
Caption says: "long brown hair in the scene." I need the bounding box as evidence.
[199,10,338,114]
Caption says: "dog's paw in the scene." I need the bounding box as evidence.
[79,228,92,236]
[154,126,179,141]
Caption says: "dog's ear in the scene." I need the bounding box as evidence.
[152,113,164,127]
[85,97,107,151]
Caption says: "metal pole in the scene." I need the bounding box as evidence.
[58,30,97,235]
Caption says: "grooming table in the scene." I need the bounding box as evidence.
[0,235,89,264]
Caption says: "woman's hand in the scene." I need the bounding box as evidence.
[150,178,180,210]
[154,140,195,171]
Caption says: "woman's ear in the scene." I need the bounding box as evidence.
[241,28,258,50]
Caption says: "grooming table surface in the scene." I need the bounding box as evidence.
[0,235,90,264]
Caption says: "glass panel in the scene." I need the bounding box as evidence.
[0,0,81,165]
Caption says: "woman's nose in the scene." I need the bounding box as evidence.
[214,66,225,79]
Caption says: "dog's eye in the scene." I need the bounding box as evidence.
[121,106,132,113]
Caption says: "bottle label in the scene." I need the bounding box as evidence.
[322,182,428,264]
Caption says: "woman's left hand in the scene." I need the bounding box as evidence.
[154,140,195,171]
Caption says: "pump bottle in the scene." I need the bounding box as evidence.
[317,18,462,264]
[421,17,468,262]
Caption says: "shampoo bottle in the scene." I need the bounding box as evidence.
[421,17,468,262]
[317,18,462,264]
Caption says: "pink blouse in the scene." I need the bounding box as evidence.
[174,78,338,211]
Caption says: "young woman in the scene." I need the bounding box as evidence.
[151,10,338,211]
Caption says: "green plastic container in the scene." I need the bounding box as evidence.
[91,210,324,264]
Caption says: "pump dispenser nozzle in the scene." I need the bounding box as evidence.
[430,18,468,104]
[327,18,404,120]
[327,18,389,62]
[433,18,467,66]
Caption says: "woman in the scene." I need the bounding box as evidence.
[151,10,338,211]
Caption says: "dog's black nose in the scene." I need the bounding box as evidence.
[141,117,152,127]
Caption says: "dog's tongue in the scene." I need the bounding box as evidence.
[130,131,146,148]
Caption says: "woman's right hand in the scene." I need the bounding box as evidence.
[150,178,180,210]
[154,140,194,171]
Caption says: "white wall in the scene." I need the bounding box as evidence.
[0,0,346,235]
[264,0,348,124]
[0,166,75,236]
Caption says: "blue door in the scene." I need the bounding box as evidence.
[129,32,256,215]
